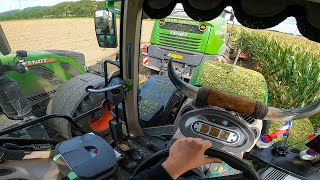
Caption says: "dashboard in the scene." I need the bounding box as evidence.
[192,116,240,144]
[174,98,261,153]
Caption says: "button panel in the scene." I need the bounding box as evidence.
[192,120,239,143]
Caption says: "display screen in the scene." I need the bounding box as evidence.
[219,131,230,140]
[200,124,210,133]
[189,115,240,144]
[209,127,220,137]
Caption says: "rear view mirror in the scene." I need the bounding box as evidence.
[95,10,118,48]
[0,25,11,56]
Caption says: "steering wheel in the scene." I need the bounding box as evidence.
[132,148,261,180]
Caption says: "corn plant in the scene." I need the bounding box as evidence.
[238,31,320,109]
[231,30,320,144]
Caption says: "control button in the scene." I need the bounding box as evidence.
[200,124,210,134]
[209,127,220,137]
[219,131,230,140]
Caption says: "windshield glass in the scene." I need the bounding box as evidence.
[0,0,319,154]
[139,3,319,154]
[0,0,121,141]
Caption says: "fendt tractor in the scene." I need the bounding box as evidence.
[142,5,231,79]
[0,0,319,180]
[0,25,108,139]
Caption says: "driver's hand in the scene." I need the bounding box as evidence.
[162,138,222,179]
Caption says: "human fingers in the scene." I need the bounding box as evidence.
[202,139,213,150]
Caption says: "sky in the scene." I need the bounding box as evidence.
[0,0,81,13]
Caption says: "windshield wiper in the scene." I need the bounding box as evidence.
[3,143,53,151]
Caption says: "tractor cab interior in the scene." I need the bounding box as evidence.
[0,0,320,180]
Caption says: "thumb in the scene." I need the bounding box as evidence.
[204,157,223,164]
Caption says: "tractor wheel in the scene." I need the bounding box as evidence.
[47,73,113,139]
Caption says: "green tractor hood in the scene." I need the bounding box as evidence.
[0,50,86,98]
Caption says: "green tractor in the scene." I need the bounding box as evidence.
[142,5,230,79]
[0,25,108,139]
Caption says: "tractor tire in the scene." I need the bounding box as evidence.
[47,73,111,139]
[44,50,85,65]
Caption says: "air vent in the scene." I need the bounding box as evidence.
[29,67,63,87]
[240,114,256,124]
[251,128,259,139]
[262,168,287,180]
[0,168,14,176]
[27,90,56,102]
[181,106,193,116]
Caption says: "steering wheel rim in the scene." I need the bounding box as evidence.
[132,148,261,180]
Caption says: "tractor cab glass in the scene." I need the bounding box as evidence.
[138,3,319,178]
[138,4,230,132]
[0,0,122,142]
[95,10,118,48]
[0,0,319,179]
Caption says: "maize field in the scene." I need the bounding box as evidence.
[230,26,320,149]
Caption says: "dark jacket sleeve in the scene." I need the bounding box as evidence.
[130,163,173,180]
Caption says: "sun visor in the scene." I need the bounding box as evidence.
[143,0,176,19]
[307,4,320,29]
[240,0,287,17]
[187,0,223,10]
[143,0,320,42]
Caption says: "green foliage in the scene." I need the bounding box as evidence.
[310,113,320,132]
[0,0,106,21]
[237,31,320,110]
[190,61,268,103]
[231,28,320,148]
[269,119,314,150]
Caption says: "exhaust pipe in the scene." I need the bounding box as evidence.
[168,60,320,121]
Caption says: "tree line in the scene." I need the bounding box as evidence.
[0,0,121,21]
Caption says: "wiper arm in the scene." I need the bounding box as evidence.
[3,143,53,151]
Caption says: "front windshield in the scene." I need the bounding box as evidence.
[139,3,319,153]
[0,0,319,179]
[0,0,121,141]
[0,0,318,151]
